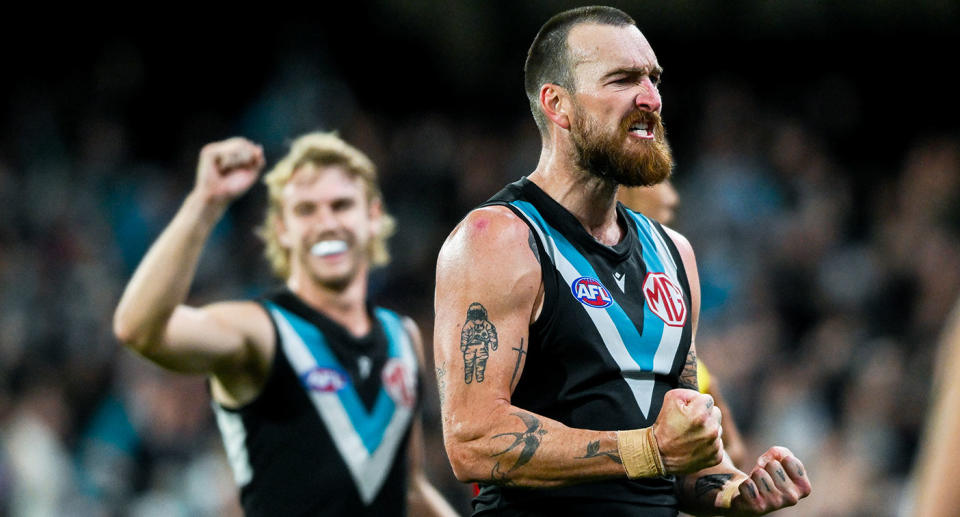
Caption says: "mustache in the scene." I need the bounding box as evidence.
[620,111,665,135]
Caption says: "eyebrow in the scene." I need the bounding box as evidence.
[601,65,663,81]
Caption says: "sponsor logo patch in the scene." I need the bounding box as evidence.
[300,367,350,393]
[571,276,614,308]
[642,272,687,327]
[382,359,417,408]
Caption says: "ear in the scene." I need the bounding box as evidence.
[367,196,384,237]
[540,83,571,131]
[275,212,294,249]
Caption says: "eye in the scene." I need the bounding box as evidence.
[332,198,356,212]
[649,73,661,86]
[293,202,315,216]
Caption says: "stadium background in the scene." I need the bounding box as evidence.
[0,2,957,515]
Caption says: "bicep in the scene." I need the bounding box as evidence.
[434,209,540,432]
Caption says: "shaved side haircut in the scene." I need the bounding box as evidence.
[523,6,636,137]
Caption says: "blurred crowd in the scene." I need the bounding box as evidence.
[2,26,959,517]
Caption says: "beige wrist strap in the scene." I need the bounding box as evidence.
[715,474,748,508]
[617,427,666,479]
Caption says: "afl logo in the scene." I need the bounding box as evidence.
[301,367,349,393]
[382,359,417,408]
[571,276,613,308]
[642,272,687,327]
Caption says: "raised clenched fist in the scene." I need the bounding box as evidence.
[195,137,265,205]
[652,388,724,474]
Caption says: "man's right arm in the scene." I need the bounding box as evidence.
[113,138,272,387]
[434,206,724,488]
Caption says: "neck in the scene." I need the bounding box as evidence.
[286,266,371,337]
[528,142,623,246]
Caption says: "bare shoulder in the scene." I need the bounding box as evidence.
[660,224,701,333]
[435,204,543,333]
[437,205,539,276]
[201,300,276,407]
[402,316,427,365]
[661,224,694,261]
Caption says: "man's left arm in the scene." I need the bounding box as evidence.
[403,317,460,517]
[663,227,812,515]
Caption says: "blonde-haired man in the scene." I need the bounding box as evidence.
[114,133,456,516]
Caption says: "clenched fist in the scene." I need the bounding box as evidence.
[195,137,265,206]
[729,446,812,515]
[653,388,724,474]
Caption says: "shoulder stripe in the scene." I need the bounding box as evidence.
[212,404,253,487]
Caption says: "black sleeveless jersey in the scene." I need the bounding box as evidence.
[212,289,420,516]
[473,178,693,516]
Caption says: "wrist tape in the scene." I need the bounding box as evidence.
[715,474,748,508]
[617,427,666,479]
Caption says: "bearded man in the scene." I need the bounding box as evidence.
[434,6,811,516]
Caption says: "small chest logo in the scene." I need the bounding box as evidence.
[571,276,614,308]
[301,367,349,393]
[382,359,417,408]
[642,272,687,327]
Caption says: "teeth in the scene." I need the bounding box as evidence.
[630,128,652,138]
[311,240,348,257]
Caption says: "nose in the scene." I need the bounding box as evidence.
[313,205,340,233]
[635,77,661,113]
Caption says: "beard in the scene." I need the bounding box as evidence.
[570,106,674,187]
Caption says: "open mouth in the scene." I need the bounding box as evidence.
[310,240,349,257]
[628,121,654,140]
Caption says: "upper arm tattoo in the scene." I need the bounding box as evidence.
[678,346,698,391]
[460,302,498,384]
[435,362,447,412]
[509,338,526,391]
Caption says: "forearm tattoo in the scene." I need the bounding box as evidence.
[678,346,698,390]
[694,473,733,499]
[490,412,546,475]
[575,440,622,464]
[460,302,498,384]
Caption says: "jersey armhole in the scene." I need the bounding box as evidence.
[652,220,692,303]
[213,301,283,414]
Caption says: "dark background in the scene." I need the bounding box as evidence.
[1,2,958,515]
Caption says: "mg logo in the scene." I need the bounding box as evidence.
[382,359,417,408]
[642,273,686,327]
[571,276,613,308]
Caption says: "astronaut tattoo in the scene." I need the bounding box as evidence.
[461,302,498,384]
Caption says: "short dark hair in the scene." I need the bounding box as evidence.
[524,6,636,137]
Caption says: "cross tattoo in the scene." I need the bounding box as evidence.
[509,338,527,390]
